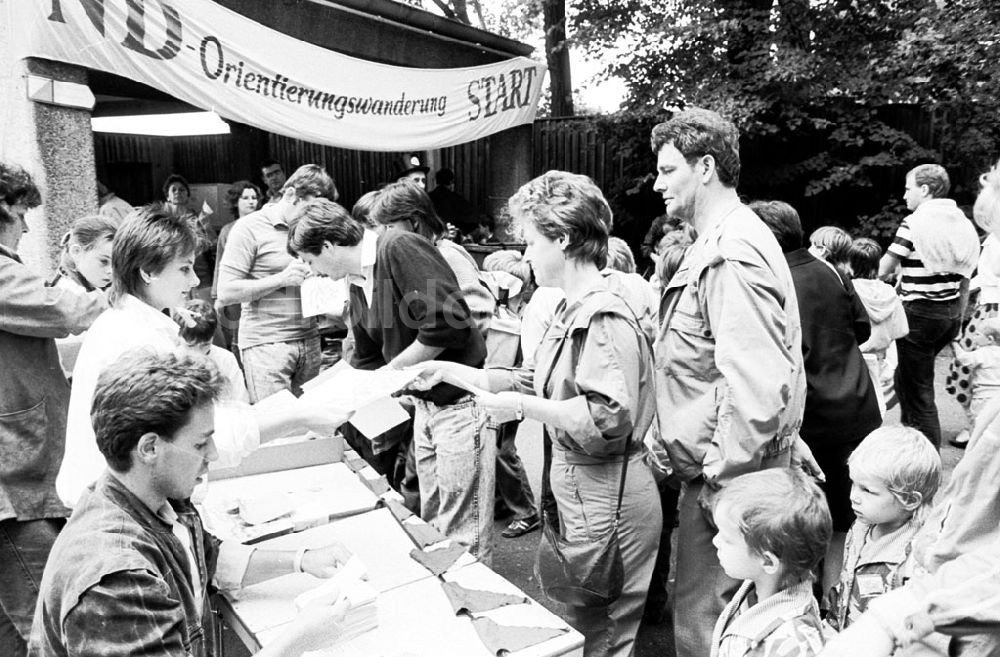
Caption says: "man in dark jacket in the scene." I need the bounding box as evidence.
[0,162,107,657]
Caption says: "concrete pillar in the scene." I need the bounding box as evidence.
[0,20,97,275]
[487,124,532,241]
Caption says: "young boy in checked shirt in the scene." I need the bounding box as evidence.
[711,468,833,657]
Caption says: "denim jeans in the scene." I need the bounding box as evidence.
[494,421,537,521]
[896,299,963,448]
[0,518,64,657]
[550,450,661,657]
[241,336,321,402]
[413,397,495,565]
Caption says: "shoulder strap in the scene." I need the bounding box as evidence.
[541,289,638,526]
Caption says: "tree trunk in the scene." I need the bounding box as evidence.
[543,0,574,117]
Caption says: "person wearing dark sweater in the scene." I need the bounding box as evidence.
[286,198,496,564]
[753,200,881,595]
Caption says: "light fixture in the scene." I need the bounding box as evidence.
[91,111,230,136]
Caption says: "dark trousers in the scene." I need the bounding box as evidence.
[646,480,680,614]
[494,421,537,521]
[539,428,559,530]
[896,298,963,448]
[0,518,65,657]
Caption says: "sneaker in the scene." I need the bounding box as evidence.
[501,515,541,538]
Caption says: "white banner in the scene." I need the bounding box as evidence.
[10,0,546,150]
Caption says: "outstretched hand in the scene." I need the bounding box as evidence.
[301,542,354,579]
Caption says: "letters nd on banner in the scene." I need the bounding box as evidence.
[11,0,547,150]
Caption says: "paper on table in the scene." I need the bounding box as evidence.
[301,276,349,318]
[299,365,418,414]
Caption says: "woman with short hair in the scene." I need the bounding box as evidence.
[59,206,349,507]
[413,171,661,657]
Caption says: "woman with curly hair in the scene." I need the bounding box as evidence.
[211,180,261,351]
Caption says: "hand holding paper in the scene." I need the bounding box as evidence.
[296,400,355,437]
[301,543,356,580]
[402,360,488,396]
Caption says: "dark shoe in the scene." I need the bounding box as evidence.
[501,516,540,538]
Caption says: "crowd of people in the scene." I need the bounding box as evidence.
[2,107,1000,657]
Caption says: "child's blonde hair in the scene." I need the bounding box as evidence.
[848,427,942,512]
[974,159,1000,233]
[810,225,852,266]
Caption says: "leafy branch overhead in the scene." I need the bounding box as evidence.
[567,0,1000,236]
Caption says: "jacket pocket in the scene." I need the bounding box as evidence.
[0,399,48,479]
[662,305,717,381]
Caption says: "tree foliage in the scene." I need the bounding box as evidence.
[571,0,1000,238]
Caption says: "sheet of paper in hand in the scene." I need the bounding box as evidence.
[300,366,419,438]
[300,276,350,318]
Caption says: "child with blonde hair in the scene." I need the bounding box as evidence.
[711,468,833,657]
[808,226,853,278]
[828,427,941,630]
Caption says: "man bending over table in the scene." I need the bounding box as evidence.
[30,350,352,657]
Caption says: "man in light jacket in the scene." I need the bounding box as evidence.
[650,109,807,657]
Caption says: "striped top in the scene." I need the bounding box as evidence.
[888,221,964,302]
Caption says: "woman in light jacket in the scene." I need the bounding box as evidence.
[413,171,661,657]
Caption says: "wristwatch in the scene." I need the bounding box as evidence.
[514,395,524,422]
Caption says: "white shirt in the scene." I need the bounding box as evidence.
[59,295,260,506]
[347,229,379,307]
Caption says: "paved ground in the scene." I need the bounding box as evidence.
[491,355,968,657]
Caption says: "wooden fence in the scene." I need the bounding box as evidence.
[94,104,960,238]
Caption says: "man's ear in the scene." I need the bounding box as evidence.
[699,155,717,182]
[281,185,297,204]
[134,432,160,466]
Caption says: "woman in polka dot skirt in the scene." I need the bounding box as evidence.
[945,164,1000,447]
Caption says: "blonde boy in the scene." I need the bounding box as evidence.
[711,469,833,657]
[828,427,941,630]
